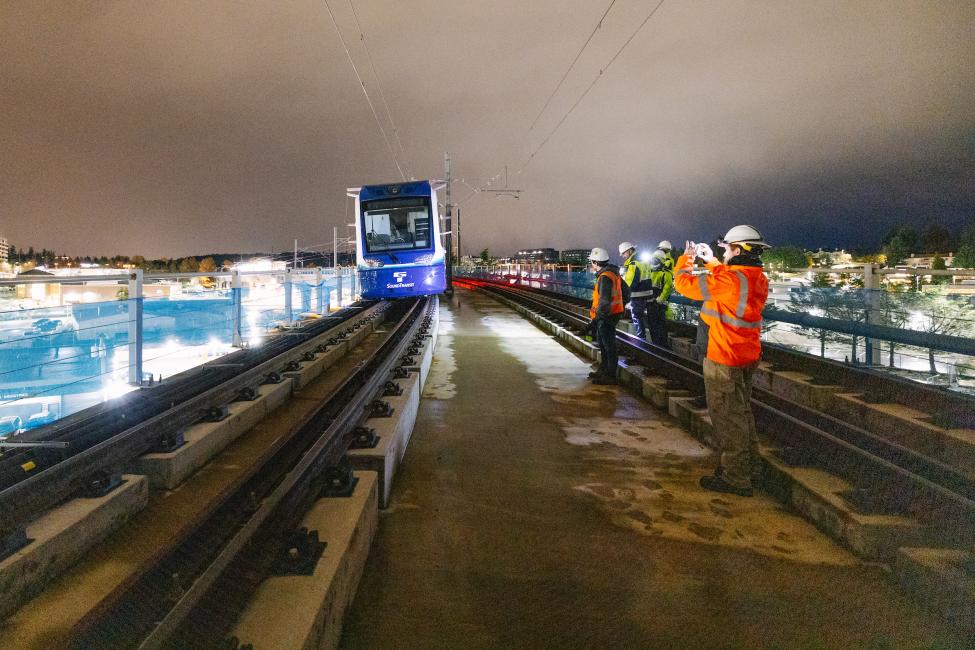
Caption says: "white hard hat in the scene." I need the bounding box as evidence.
[588,247,610,263]
[720,225,769,250]
[618,242,636,256]
[657,240,672,251]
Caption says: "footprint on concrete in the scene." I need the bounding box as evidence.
[688,522,723,541]
[590,485,615,499]
[626,510,653,526]
[661,511,685,523]
[607,499,630,510]
[771,545,795,554]
[642,479,663,491]
[658,490,675,502]
[708,502,734,518]
[776,531,793,542]
[617,488,636,500]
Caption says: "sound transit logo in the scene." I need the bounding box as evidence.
[387,271,415,290]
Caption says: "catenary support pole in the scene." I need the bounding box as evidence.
[127,269,144,385]
[232,269,243,347]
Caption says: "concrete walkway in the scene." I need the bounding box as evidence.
[341,289,968,649]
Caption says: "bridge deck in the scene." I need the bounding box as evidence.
[341,288,966,648]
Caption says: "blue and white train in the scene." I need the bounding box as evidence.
[350,180,447,299]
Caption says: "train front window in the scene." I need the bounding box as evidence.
[362,197,432,253]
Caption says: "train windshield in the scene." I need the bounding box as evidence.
[361,196,433,254]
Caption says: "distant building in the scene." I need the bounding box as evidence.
[904,252,955,268]
[559,249,591,265]
[0,237,7,264]
[807,248,853,267]
[514,248,559,264]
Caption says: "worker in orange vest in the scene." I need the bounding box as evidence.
[674,225,770,496]
[587,247,626,385]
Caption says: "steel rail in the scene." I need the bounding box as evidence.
[67,297,431,649]
[461,279,975,532]
[0,302,384,537]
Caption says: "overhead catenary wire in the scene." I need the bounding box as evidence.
[321,0,406,181]
[528,0,618,132]
[347,0,413,179]
[517,0,667,176]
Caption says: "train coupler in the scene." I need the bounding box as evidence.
[271,527,327,576]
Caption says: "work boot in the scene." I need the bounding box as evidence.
[699,474,752,497]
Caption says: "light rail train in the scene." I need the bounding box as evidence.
[350,180,447,299]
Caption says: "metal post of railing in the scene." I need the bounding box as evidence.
[336,268,344,308]
[315,268,327,315]
[351,267,358,299]
[231,269,243,347]
[284,268,293,324]
[863,263,882,365]
[128,269,144,385]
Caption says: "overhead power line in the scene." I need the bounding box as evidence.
[528,0,618,132]
[321,0,406,181]
[517,0,667,175]
[347,0,413,178]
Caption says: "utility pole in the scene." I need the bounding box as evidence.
[444,151,454,294]
[456,207,461,265]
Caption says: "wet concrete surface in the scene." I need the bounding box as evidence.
[341,289,969,649]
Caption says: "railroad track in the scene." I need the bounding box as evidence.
[63,296,432,649]
[0,302,385,543]
[457,278,975,542]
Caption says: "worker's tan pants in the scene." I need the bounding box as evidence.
[703,357,760,489]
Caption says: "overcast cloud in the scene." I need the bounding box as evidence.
[1,1,972,258]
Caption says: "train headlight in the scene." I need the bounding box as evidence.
[362,259,384,268]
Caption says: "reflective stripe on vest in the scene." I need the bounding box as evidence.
[590,270,625,318]
[699,271,762,329]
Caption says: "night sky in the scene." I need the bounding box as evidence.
[1,1,973,258]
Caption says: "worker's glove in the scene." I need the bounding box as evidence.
[695,243,714,263]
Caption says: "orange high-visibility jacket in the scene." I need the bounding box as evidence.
[673,254,769,366]
[590,269,625,319]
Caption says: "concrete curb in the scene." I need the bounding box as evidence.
[0,475,149,619]
[230,471,379,650]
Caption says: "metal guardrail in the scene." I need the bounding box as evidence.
[458,269,975,360]
[664,294,975,358]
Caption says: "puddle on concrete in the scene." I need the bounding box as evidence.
[469,294,858,566]
[479,312,591,394]
[423,309,457,400]
[562,415,858,566]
